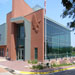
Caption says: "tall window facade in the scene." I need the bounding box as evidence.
[16,23,25,60]
[17,23,24,46]
[0,34,1,41]
[44,18,71,59]
[20,25,24,39]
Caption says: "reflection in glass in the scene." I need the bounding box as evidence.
[44,18,71,59]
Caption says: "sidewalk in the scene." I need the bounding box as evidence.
[0,67,13,75]
[0,58,75,75]
[0,64,75,75]
[0,61,75,75]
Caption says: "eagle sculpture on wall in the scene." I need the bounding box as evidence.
[32,13,41,33]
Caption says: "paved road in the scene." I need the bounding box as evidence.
[50,69,75,75]
[18,69,75,75]
[30,69,75,75]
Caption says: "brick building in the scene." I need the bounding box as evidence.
[0,0,71,61]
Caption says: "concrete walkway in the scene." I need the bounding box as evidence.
[0,58,75,75]
[0,67,13,75]
[0,60,75,75]
[0,72,13,75]
[0,61,32,71]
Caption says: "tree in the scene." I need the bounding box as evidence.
[61,0,75,30]
[73,47,75,51]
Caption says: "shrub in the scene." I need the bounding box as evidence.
[32,64,43,70]
[32,65,37,69]
[52,63,57,67]
[28,60,32,64]
[28,60,38,64]
[32,60,38,64]
[37,64,43,69]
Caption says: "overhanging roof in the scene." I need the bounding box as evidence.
[45,16,71,31]
[10,17,25,24]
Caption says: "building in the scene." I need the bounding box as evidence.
[0,23,7,57]
[0,0,71,61]
[45,17,71,59]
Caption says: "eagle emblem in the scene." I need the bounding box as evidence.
[32,13,41,33]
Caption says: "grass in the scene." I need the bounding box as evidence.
[52,63,73,67]
[32,63,75,70]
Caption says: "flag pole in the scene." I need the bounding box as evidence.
[44,0,47,60]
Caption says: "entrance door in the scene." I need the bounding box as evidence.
[18,48,24,60]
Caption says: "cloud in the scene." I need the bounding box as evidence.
[0,0,9,4]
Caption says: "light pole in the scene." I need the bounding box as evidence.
[44,0,47,59]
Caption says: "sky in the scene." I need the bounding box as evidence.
[0,0,75,47]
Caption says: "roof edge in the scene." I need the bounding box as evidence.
[0,23,6,26]
[45,16,70,31]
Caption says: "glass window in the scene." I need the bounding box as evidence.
[44,18,71,59]
[20,26,24,39]
[0,34,1,41]
[0,48,1,56]
[35,48,38,59]
[2,48,4,56]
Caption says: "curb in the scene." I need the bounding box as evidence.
[19,67,75,74]
[0,65,75,74]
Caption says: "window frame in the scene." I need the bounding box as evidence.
[35,48,38,59]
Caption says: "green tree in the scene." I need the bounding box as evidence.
[61,0,75,30]
[73,47,75,51]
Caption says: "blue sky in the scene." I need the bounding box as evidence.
[0,0,75,47]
